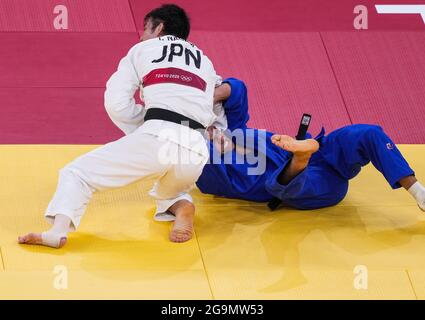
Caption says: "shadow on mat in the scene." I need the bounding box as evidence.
[259,205,425,292]
[17,227,202,281]
[192,202,425,293]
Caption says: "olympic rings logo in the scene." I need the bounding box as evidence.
[180,75,193,82]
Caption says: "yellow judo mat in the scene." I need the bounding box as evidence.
[0,145,425,299]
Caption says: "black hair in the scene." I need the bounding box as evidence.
[144,4,190,40]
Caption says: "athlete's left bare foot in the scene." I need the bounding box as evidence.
[169,202,194,243]
[18,232,67,248]
[18,233,44,246]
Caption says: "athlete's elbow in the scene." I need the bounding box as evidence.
[104,99,117,114]
[104,92,125,115]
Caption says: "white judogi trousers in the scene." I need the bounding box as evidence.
[44,119,209,231]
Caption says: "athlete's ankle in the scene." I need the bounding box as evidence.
[400,175,418,190]
[291,154,311,168]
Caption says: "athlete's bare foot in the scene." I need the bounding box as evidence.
[18,233,67,249]
[272,135,320,185]
[169,201,194,243]
[271,134,319,158]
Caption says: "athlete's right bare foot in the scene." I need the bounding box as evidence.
[18,232,67,249]
[271,134,319,159]
[272,135,320,185]
[169,208,194,243]
[168,200,195,243]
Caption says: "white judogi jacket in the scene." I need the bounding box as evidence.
[44,36,228,230]
[104,35,227,151]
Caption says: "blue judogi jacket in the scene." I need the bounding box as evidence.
[196,78,293,202]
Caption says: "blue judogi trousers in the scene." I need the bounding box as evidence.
[197,78,415,209]
[265,124,415,209]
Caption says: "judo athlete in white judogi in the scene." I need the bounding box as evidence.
[19,4,223,248]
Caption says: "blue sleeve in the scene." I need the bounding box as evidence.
[222,78,250,131]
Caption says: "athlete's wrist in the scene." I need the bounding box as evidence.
[213,83,231,104]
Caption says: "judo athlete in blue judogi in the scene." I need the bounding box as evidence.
[197,78,425,211]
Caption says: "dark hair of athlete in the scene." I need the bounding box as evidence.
[144,4,191,40]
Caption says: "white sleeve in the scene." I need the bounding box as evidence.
[210,72,227,130]
[104,47,146,135]
[215,74,223,87]
[211,102,228,130]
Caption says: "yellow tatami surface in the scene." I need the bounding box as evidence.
[0,145,424,299]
